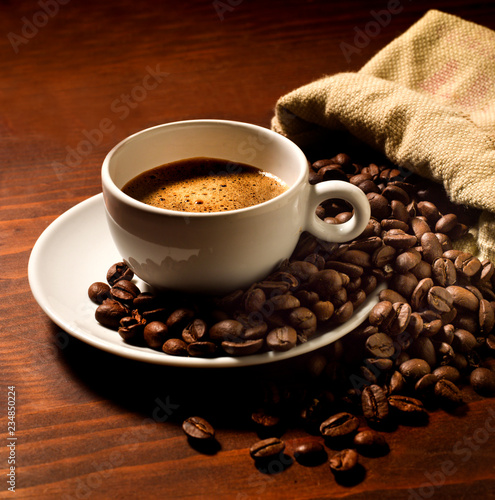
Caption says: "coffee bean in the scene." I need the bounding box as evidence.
[349,236,382,253]
[388,395,426,416]
[294,289,319,308]
[439,324,456,344]
[312,158,335,170]
[289,307,317,337]
[388,370,406,395]
[350,172,372,186]
[452,329,479,354]
[466,285,483,303]
[362,384,389,423]
[427,286,453,314]
[143,321,168,349]
[390,272,418,299]
[470,367,495,396]
[256,279,291,296]
[382,184,410,205]
[399,358,431,381]
[349,289,367,309]
[431,257,457,287]
[388,302,412,336]
[132,291,160,311]
[436,342,455,365]
[358,364,378,386]
[410,217,431,240]
[266,326,297,351]
[389,200,409,223]
[434,379,463,406]
[241,322,268,341]
[183,416,215,440]
[110,279,140,305]
[383,229,417,249]
[432,365,460,383]
[435,213,458,233]
[421,232,444,264]
[118,311,145,343]
[369,301,394,329]
[320,165,348,182]
[187,341,217,357]
[221,338,264,356]
[365,332,395,358]
[414,373,438,398]
[410,278,433,311]
[479,299,495,335]
[410,260,432,281]
[249,437,285,459]
[379,289,407,304]
[417,201,441,226]
[353,430,388,454]
[382,219,409,233]
[268,293,301,311]
[182,318,208,343]
[367,192,390,219]
[312,300,335,321]
[287,260,319,282]
[361,218,382,238]
[365,357,394,372]
[330,301,352,325]
[329,449,359,473]
[446,286,479,312]
[243,287,266,313]
[394,249,422,274]
[454,252,481,278]
[307,269,343,300]
[88,282,111,304]
[406,312,423,340]
[95,298,129,330]
[162,338,188,356]
[320,412,359,438]
[408,337,437,367]
[294,441,326,465]
[342,249,371,268]
[372,245,396,268]
[362,274,379,295]
[141,306,169,323]
[209,319,245,342]
[106,262,134,286]
[251,409,281,428]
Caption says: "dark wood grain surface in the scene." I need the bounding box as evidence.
[2,0,495,498]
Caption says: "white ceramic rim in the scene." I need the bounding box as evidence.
[101,119,309,218]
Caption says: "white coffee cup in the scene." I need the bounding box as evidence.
[102,119,370,294]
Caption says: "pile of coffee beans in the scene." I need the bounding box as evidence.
[89,250,386,357]
[88,151,495,478]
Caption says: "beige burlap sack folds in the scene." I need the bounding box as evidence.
[272,9,495,261]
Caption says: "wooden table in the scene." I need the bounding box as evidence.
[2,0,495,498]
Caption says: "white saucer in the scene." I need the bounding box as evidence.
[28,194,381,368]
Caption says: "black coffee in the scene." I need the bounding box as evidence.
[122,157,288,213]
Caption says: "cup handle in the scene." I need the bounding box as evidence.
[305,180,371,243]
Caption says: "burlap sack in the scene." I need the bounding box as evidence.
[271,9,495,261]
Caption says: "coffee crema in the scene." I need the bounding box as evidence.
[122,157,289,213]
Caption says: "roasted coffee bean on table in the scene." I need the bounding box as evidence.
[88,150,495,481]
[182,416,215,440]
[328,448,359,472]
[249,437,286,460]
